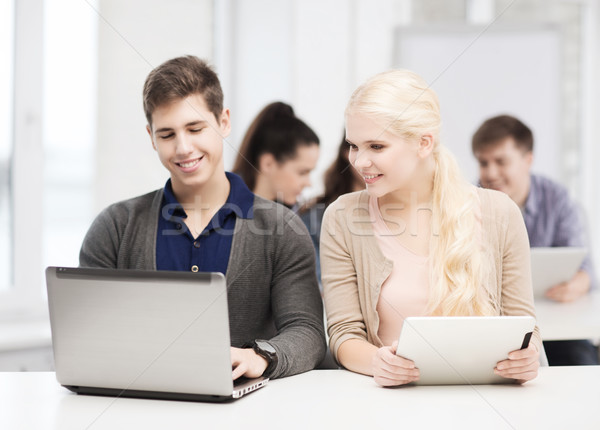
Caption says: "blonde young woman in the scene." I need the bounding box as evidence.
[320,70,541,387]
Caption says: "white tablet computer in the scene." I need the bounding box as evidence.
[395,316,535,385]
[530,247,586,299]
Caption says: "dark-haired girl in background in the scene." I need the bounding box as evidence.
[233,101,320,208]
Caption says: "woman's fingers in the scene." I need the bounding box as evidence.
[372,344,420,386]
[495,344,539,382]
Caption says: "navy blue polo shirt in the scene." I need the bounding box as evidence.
[156,172,254,274]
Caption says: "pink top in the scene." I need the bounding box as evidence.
[369,196,429,346]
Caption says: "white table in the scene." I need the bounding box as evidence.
[0,319,53,371]
[535,291,600,341]
[3,367,600,430]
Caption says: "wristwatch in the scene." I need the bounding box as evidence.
[246,339,278,378]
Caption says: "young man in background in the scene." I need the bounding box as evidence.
[472,114,598,366]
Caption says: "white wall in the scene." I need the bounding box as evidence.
[216,0,295,176]
[581,0,600,269]
[394,26,561,184]
[95,0,213,213]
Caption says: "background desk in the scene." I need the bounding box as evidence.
[535,291,600,341]
[3,367,599,430]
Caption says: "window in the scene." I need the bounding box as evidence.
[42,0,96,276]
[0,0,14,292]
[1,0,96,314]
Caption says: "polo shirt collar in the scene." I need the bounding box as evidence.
[161,172,254,222]
[162,179,186,219]
[219,172,255,221]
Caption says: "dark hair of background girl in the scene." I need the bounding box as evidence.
[232,101,319,191]
[300,133,357,212]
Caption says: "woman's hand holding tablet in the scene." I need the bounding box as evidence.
[372,341,420,387]
[494,343,540,384]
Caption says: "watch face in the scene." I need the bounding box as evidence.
[256,340,277,355]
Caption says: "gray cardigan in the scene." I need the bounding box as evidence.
[79,189,326,378]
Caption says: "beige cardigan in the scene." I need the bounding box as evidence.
[320,187,541,361]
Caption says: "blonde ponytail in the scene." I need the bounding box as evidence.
[428,146,495,315]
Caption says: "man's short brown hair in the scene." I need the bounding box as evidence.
[143,55,223,127]
[471,114,534,154]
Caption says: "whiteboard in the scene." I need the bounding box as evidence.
[394,26,561,184]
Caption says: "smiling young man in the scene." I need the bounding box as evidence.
[472,114,598,366]
[79,55,326,379]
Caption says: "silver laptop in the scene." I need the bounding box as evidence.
[396,316,535,385]
[530,247,586,299]
[46,267,267,402]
